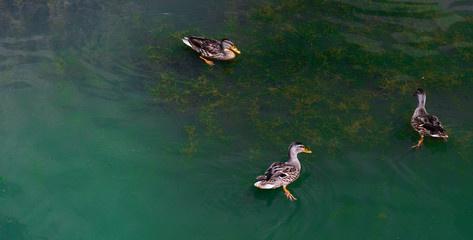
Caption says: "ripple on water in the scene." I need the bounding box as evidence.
[386,150,461,231]
[325,0,469,58]
[342,33,384,53]
[191,146,335,239]
[0,81,33,91]
[52,9,178,101]
[334,0,443,13]
[0,35,52,70]
[297,162,335,231]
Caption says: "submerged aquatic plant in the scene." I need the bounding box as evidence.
[148,0,473,156]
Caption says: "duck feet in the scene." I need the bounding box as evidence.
[283,186,297,201]
[411,136,424,149]
[199,56,215,66]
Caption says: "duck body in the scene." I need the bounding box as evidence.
[254,161,300,189]
[182,36,240,65]
[254,142,311,201]
[411,88,448,148]
[411,108,447,138]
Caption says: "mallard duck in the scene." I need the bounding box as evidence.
[411,88,448,149]
[254,142,312,201]
[182,36,241,65]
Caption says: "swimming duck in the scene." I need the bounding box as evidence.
[411,88,448,149]
[182,36,241,65]
[254,142,312,201]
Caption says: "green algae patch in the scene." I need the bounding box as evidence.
[147,0,473,155]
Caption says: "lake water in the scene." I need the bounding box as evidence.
[1,0,473,239]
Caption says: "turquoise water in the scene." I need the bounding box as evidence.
[1,0,473,239]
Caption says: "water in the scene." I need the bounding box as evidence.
[0,0,472,239]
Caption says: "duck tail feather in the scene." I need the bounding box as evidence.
[256,175,266,180]
[254,181,275,189]
[182,37,192,47]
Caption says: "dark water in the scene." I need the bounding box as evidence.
[0,0,472,239]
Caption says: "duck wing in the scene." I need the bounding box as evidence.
[256,162,296,180]
[423,114,446,134]
[413,114,446,136]
[185,36,222,57]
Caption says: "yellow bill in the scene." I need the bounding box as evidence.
[231,46,241,54]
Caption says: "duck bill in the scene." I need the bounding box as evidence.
[231,46,241,54]
[303,148,312,154]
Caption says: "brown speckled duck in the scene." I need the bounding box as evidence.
[182,36,240,65]
[411,88,448,149]
[254,142,312,201]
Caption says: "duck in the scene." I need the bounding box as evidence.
[254,142,312,201]
[411,88,448,149]
[182,36,241,65]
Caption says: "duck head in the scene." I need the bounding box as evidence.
[221,38,241,54]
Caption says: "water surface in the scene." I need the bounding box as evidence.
[0,0,473,239]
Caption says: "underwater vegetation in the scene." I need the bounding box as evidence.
[147,0,473,158]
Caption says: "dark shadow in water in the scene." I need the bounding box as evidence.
[1,81,33,91]
[252,187,284,207]
[0,179,42,238]
[0,1,50,37]
[0,213,35,240]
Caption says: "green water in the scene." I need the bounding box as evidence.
[1,0,473,239]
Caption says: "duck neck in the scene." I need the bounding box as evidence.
[224,49,235,59]
[287,152,301,170]
[417,93,426,109]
